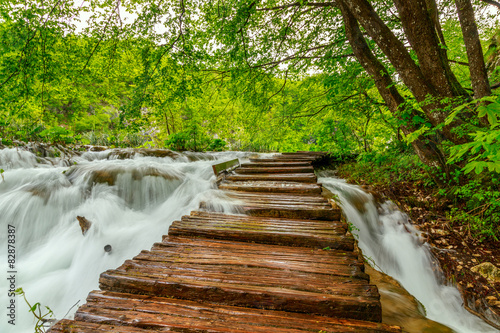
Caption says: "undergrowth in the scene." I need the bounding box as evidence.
[337,147,500,242]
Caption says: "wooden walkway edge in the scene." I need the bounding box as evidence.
[49,152,402,333]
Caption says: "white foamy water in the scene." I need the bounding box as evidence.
[320,176,498,333]
[0,148,251,333]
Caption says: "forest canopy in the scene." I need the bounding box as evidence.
[0,0,498,164]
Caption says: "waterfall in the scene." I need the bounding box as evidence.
[320,176,497,333]
[0,148,248,333]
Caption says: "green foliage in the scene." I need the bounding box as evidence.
[207,139,227,151]
[446,177,500,241]
[342,146,431,187]
[39,127,74,144]
[447,96,500,174]
[15,288,54,333]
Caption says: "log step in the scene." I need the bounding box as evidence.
[169,212,352,250]
[250,158,318,163]
[225,191,330,204]
[200,200,340,220]
[220,181,322,194]
[226,173,317,183]
[235,166,314,174]
[60,290,400,333]
[241,161,312,167]
[99,236,381,322]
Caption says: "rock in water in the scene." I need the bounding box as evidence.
[77,216,92,235]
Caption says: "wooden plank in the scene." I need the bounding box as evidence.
[235,166,314,174]
[200,201,340,220]
[169,212,352,249]
[48,319,154,332]
[225,191,329,202]
[226,173,317,183]
[212,158,240,175]
[250,158,317,163]
[187,211,346,228]
[241,161,312,167]
[219,181,323,194]
[70,290,401,333]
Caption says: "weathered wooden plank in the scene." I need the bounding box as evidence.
[48,319,154,332]
[285,151,328,155]
[72,290,401,333]
[226,173,317,183]
[169,224,353,250]
[225,191,329,203]
[115,259,369,288]
[250,158,317,163]
[212,158,240,175]
[156,237,359,261]
[200,201,340,220]
[241,161,312,168]
[219,181,323,194]
[189,210,343,224]
[235,166,314,174]
[181,214,346,231]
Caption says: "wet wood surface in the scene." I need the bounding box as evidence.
[49,152,401,333]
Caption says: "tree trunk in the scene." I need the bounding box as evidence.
[393,0,467,97]
[455,0,492,99]
[338,1,448,173]
[339,0,466,144]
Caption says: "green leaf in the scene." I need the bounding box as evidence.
[30,302,40,312]
[478,105,487,118]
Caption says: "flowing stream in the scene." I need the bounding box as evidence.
[320,176,498,333]
[0,148,249,333]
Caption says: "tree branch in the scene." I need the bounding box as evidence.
[481,0,500,9]
[257,1,337,11]
[448,59,469,66]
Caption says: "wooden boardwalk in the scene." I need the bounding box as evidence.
[49,152,401,332]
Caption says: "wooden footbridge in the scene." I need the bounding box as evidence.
[49,152,401,333]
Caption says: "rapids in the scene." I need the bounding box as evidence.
[0,148,250,333]
[320,176,498,333]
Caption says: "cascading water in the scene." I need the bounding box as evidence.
[0,147,249,333]
[320,176,498,333]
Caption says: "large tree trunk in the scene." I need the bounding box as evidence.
[393,0,467,98]
[339,0,466,144]
[338,1,448,172]
[455,0,492,99]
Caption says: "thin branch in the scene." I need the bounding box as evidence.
[481,0,500,9]
[251,41,352,69]
[79,3,119,74]
[0,0,63,88]
[448,59,469,66]
[257,1,337,11]
[236,1,257,33]
[265,70,289,104]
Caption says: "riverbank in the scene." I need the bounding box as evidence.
[334,153,500,330]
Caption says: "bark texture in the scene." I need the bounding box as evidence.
[338,1,448,171]
[455,0,492,99]
[393,0,467,97]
